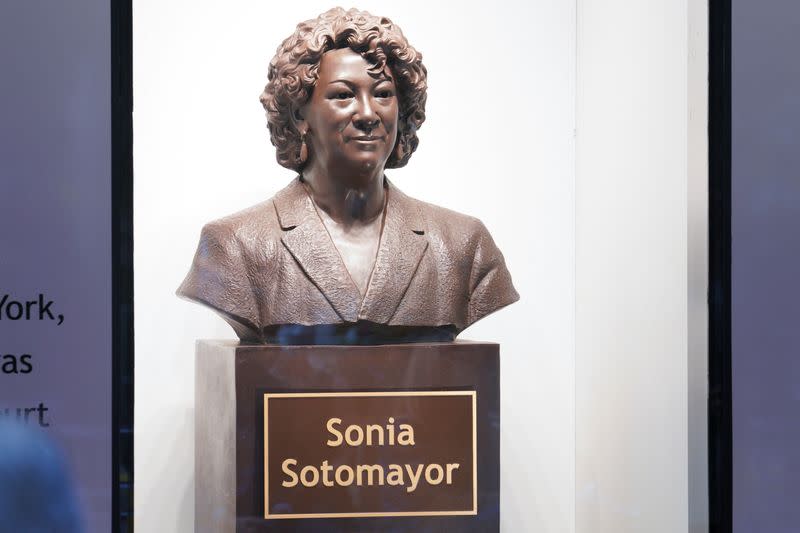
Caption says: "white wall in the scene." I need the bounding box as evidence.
[133,1,576,532]
[575,1,708,533]
[687,2,709,531]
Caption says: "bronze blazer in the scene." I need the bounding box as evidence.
[177,178,518,343]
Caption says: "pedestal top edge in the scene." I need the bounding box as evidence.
[195,339,500,349]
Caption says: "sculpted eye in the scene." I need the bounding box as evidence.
[333,91,353,100]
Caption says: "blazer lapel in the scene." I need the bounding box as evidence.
[359,182,428,323]
[273,178,361,322]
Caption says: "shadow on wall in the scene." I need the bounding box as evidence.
[0,420,83,533]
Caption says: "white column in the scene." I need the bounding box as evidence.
[575,1,708,531]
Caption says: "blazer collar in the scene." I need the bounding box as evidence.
[273,177,428,324]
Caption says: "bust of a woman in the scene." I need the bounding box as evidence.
[178,7,518,344]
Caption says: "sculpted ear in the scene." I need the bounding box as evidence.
[392,137,406,163]
[292,107,310,166]
[291,106,307,134]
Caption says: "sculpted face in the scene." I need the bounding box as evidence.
[301,48,399,180]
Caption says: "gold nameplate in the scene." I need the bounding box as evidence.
[263,390,477,519]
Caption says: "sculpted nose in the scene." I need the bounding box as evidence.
[353,96,380,132]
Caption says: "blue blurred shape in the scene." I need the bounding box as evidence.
[0,421,83,532]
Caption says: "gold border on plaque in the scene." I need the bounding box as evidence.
[263,390,479,520]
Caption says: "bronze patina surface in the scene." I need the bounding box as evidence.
[178,8,518,343]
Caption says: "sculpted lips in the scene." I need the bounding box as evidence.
[348,135,384,142]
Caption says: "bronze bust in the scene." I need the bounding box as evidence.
[178,8,518,344]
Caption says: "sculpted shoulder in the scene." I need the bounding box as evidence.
[199,197,282,253]
[398,193,519,329]
[177,191,288,340]
[407,196,490,254]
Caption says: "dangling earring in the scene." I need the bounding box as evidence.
[297,131,308,166]
[393,140,405,162]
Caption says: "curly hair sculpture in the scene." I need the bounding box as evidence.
[260,7,428,171]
